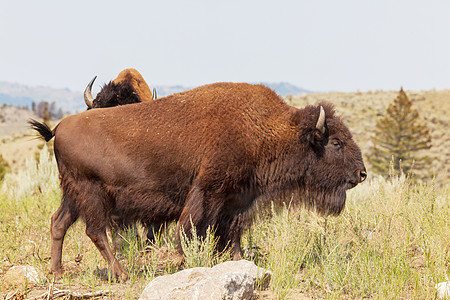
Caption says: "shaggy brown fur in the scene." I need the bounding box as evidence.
[30,82,366,280]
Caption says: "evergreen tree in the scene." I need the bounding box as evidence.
[42,104,51,124]
[368,88,432,178]
[0,154,10,181]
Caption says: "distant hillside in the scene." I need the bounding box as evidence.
[259,82,312,95]
[0,105,41,172]
[153,85,191,97]
[0,81,310,112]
[0,81,84,112]
[154,82,310,97]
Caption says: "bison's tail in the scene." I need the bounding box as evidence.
[28,119,54,142]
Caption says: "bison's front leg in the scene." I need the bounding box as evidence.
[232,236,243,260]
[146,222,164,244]
[176,184,205,246]
[215,212,245,260]
[176,181,245,260]
[50,201,79,279]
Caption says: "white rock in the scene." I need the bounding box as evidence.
[435,281,450,299]
[210,259,271,290]
[2,265,43,288]
[220,272,254,300]
[139,260,271,300]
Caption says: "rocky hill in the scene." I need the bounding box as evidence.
[0,81,83,112]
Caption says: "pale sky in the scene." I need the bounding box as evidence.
[1,0,449,93]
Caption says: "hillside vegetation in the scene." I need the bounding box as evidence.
[0,105,41,173]
[0,81,83,112]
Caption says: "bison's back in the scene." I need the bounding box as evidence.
[54,83,296,195]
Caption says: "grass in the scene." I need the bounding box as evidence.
[0,147,448,299]
[244,175,449,299]
[180,219,231,269]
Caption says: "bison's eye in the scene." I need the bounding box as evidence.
[331,138,343,149]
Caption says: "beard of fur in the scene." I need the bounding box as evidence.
[300,184,347,216]
[253,178,348,223]
[264,180,348,217]
[298,156,349,215]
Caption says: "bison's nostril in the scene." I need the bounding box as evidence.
[360,170,367,182]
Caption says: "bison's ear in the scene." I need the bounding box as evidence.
[308,106,328,150]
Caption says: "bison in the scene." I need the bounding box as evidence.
[30,82,366,281]
[84,68,157,109]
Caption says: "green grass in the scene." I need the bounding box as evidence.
[180,220,231,269]
[0,146,448,299]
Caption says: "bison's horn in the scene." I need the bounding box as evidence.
[152,88,157,100]
[84,76,97,108]
[316,106,326,134]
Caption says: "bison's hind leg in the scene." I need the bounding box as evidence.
[50,198,79,279]
[82,184,128,281]
[85,223,128,281]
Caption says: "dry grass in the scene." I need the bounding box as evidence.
[0,105,41,173]
[244,175,449,299]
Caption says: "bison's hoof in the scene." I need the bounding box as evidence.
[93,267,128,282]
[118,272,129,282]
[51,269,64,281]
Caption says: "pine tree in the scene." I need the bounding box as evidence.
[0,154,10,181]
[42,104,51,124]
[368,88,432,178]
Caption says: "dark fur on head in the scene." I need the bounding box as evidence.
[297,102,362,215]
[91,81,141,109]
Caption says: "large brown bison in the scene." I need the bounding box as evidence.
[84,68,156,109]
[30,82,366,281]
